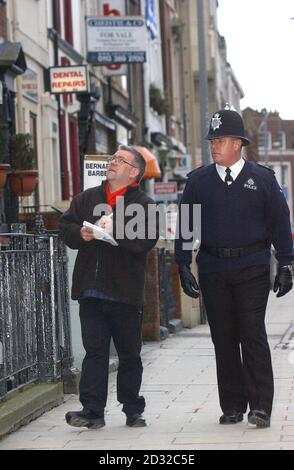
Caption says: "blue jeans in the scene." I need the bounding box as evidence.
[78,298,145,417]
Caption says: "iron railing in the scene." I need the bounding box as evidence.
[158,248,176,329]
[0,228,73,399]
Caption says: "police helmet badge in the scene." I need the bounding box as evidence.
[211,113,222,131]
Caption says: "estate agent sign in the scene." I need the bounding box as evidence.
[87,16,147,65]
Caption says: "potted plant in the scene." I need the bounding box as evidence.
[0,127,11,192]
[9,133,38,197]
[149,83,167,116]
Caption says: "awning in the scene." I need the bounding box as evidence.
[107,104,138,130]
[134,146,162,179]
[150,132,173,149]
[0,42,27,75]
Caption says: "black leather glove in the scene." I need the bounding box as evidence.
[178,265,199,299]
[273,266,293,298]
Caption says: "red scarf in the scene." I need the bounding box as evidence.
[105,182,139,208]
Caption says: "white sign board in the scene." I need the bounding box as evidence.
[49,65,89,94]
[87,16,147,64]
[174,154,192,177]
[84,155,109,190]
[159,205,178,241]
[98,0,127,76]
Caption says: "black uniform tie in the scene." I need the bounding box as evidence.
[225,168,233,185]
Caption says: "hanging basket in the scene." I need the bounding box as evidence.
[0,163,11,192]
[9,170,38,197]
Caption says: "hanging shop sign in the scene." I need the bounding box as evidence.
[48,65,89,94]
[154,182,178,202]
[86,16,147,65]
[22,68,38,102]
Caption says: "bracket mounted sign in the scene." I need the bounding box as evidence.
[48,65,89,94]
[86,16,147,65]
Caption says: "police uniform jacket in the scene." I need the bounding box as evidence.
[175,160,294,273]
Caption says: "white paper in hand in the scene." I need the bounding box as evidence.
[83,221,118,246]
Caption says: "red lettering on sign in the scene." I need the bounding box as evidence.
[102,4,120,16]
[102,3,123,72]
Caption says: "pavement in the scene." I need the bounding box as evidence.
[0,289,293,451]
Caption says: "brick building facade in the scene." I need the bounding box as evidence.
[243,107,294,222]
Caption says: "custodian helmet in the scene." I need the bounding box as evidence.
[206,109,250,146]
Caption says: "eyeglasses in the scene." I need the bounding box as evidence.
[107,155,138,168]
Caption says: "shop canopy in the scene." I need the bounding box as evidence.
[0,42,27,75]
[134,146,161,179]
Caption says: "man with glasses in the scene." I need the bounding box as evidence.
[175,108,293,428]
[60,145,158,429]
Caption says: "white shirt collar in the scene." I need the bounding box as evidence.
[216,158,245,182]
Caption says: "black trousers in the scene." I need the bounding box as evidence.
[78,298,145,417]
[199,265,274,416]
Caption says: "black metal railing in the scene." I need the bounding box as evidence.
[0,228,73,399]
[158,248,176,329]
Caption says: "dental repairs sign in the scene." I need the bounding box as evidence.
[86,16,147,65]
[84,155,109,190]
[49,65,89,94]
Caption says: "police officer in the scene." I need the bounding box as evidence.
[175,108,294,428]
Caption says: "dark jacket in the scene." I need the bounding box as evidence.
[60,182,158,307]
[175,160,294,272]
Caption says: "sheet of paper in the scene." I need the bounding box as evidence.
[83,221,118,246]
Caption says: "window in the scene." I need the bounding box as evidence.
[258,131,272,152]
[278,131,286,151]
[53,0,61,34]
[63,0,73,45]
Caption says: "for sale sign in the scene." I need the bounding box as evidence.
[98,0,127,76]
[86,16,147,65]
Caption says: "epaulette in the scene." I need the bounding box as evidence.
[187,165,205,178]
[256,163,275,174]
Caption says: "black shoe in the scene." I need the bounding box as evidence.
[65,409,105,429]
[248,410,271,428]
[126,413,147,427]
[219,410,244,425]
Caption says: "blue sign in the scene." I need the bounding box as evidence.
[87,51,146,65]
[146,0,158,40]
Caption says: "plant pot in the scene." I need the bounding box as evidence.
[0,163,11,192]
[9,170,38,197]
